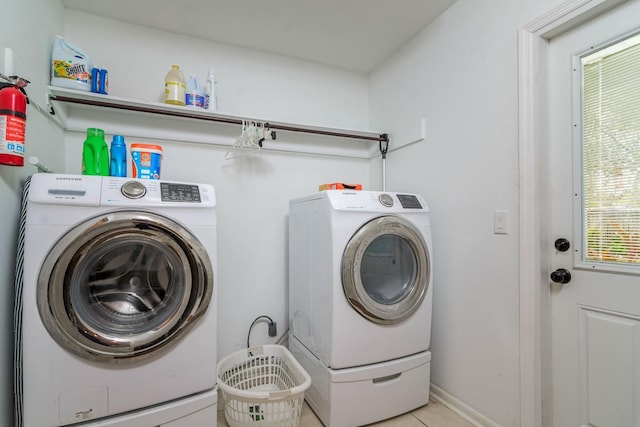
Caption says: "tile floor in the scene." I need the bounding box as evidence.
[217,399,474,427]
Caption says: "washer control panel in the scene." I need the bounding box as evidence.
[160,182,201,202]
[121,180,147,199]
[115,180,205,203]
[26,174,216,208]
[103,176,215,207]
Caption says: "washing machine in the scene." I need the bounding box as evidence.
[288,190,433,427]
[15,173,218,427]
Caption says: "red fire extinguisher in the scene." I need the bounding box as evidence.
[0,76,28,166]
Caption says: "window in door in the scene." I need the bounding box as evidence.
[579,32,640,270]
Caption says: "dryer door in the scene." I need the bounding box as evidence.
[342,215,429,324]
[37,211,213,364]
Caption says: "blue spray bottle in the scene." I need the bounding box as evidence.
[109,135,127,177]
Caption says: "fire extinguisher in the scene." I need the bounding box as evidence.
[0,74,28,166]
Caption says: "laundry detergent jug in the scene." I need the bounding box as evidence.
[82,128,109,176]
[51,36,92,92]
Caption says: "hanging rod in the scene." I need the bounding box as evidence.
[49,94,389,144]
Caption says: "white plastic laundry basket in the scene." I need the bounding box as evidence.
[217,345,311,427]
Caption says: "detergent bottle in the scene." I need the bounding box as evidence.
[185,75,204,108]
[164,65,186,105]
[82,128,109,176]
[50,36,92,92]
[109,135,127,177]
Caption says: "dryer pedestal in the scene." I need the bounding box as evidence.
[289,334,431,427]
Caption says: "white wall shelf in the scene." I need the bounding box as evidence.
[47,86,388,159]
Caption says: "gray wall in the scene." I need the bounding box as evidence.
[0,0,65,425]
[368,0,568,424]
[62,10,374,363]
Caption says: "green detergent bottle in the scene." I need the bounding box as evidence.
[82,128,109,176]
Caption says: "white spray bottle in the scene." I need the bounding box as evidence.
[205,69,217,112]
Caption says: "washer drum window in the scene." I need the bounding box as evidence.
[342,216,429,325]
[37,211,213,364]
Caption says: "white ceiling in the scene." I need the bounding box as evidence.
[60,0,457,73]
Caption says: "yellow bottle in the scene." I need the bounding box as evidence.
[164,64,186,105]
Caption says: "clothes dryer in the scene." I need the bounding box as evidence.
[288,190,433,426]
[15,173,218,427]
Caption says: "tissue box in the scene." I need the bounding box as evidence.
[319,183,362,191]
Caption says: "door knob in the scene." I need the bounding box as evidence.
[554,238,571,252]
[550,268,571,284]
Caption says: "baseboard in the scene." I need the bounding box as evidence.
[430,384,501,427]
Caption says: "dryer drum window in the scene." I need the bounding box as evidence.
[37,211,213,364]
[342,216,429,325]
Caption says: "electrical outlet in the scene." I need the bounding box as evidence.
[268,322,277,337]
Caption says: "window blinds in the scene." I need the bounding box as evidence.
[582,34,640,264]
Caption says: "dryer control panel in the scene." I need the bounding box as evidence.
[396,194,423,209]
[323,190,428,213]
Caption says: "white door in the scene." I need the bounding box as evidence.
[547,1,640,425]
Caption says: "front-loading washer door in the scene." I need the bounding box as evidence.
[341,215,429,325]
[37,210,213,364]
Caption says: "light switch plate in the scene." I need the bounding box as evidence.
[494,210,508,235]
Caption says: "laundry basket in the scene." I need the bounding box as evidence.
[217,344,311,427]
